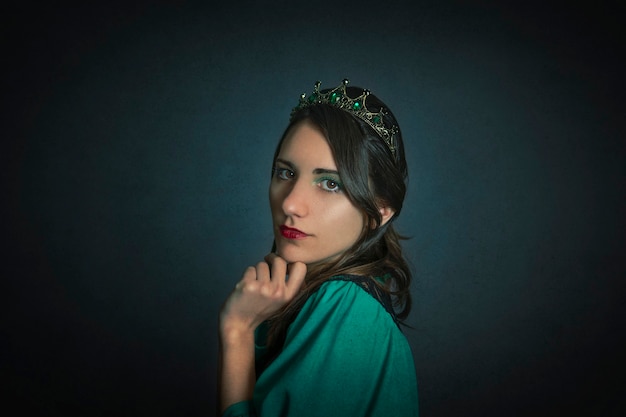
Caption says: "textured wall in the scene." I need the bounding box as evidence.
[4,1,624,416]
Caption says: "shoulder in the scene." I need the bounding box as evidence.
[289,277,398,338]
[279,277,413,364]
[328,274,398,321]
[308,276,392,311]
[305,278,382,311]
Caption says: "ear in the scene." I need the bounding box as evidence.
[378,205,395,227]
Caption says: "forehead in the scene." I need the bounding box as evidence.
[278,120,337,169]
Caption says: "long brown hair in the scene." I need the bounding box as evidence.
[259,86,411,374]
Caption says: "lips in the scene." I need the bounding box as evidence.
[279,225,308,239]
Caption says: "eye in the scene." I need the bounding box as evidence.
[318,178,342,192]
[273,167,295,180]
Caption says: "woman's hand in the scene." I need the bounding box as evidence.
[220,253,307,336]
[219,253,305,412]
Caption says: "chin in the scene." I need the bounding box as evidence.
[275,245,312,265]
[277,247,339,267]
[275,248,304,264]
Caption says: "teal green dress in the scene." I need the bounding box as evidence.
[222,277,419,417]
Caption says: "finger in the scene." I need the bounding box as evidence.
[285,261,307,297]
[241,265,257,282]
[255,260,271,281]
[264,252,278,264]
[265,254,287,282]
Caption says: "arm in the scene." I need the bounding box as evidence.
[218,325,255,414]
[218,254,306,414]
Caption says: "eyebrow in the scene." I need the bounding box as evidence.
[275,158,339,175]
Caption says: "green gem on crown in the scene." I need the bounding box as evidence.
[330,92,341,104]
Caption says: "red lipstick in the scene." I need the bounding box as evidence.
[279,225,308,239]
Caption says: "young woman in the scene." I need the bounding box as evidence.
[219,79,419,416]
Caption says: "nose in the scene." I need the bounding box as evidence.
[281,178,309,218]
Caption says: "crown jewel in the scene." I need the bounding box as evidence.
[291,79,398,157]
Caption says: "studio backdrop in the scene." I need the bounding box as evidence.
[4,1,624,416]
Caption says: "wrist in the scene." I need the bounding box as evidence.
[219,320,256,347]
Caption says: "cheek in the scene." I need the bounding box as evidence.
[332,205,365,237]
[268,183,283,210]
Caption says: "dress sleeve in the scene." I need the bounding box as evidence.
[251,280,419,417]
[221,400,256,417]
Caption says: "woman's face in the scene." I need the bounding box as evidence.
[269,120,365,265]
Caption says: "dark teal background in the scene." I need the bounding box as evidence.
[3,1,624,416]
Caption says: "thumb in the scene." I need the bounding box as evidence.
[285,262,307,298]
